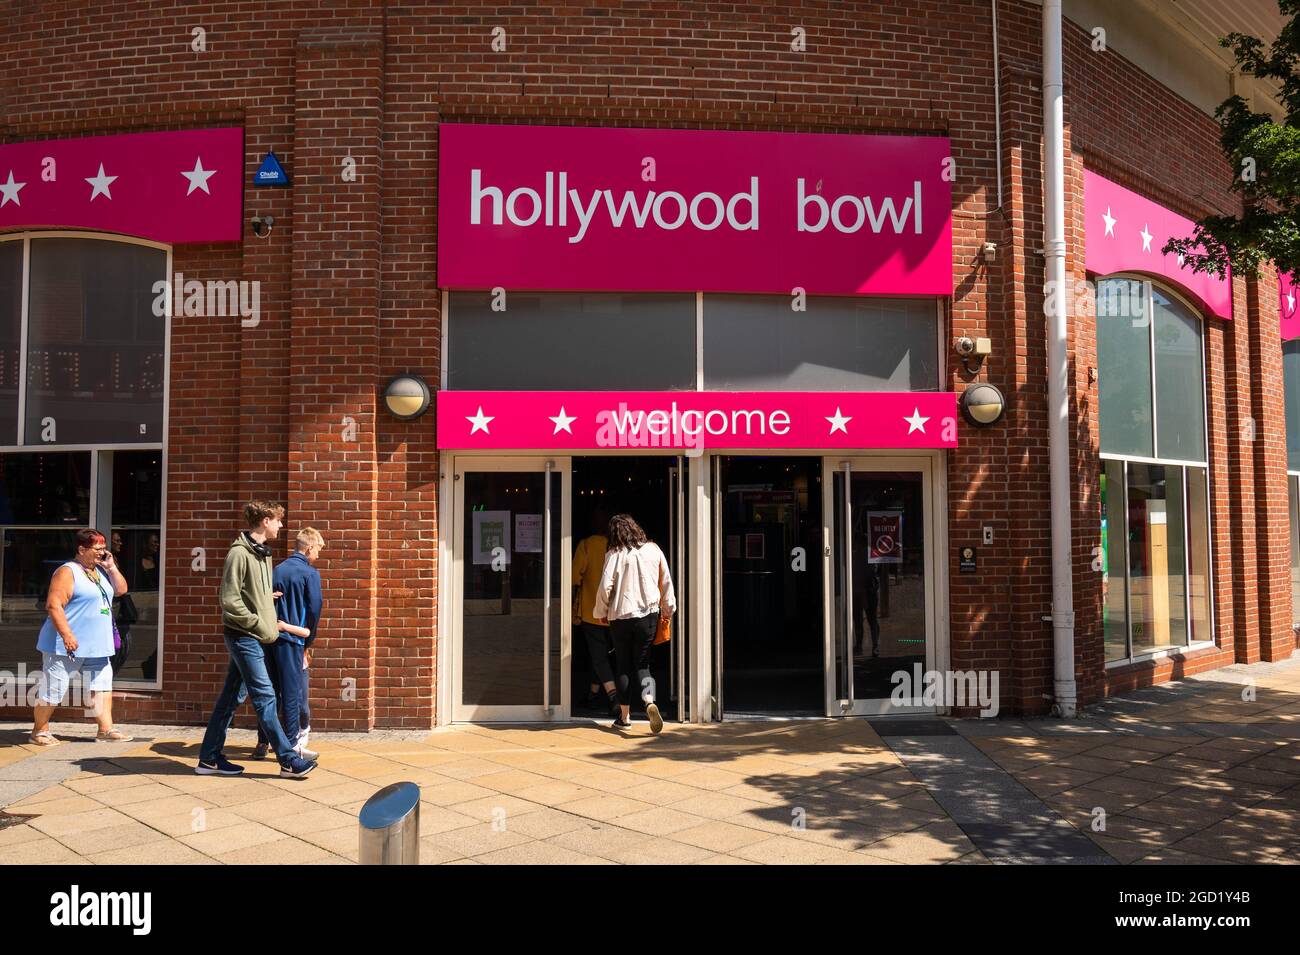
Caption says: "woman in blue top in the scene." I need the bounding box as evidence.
[30,528,133,745]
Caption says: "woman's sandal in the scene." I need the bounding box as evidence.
[96,729,134,742]
[28,732,60,747]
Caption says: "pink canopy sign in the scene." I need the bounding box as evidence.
[0,127,243,243]
[437,124,952,296]
[1083,170,1231,320]
[1280,271,1300,341]
[437,391,959,450]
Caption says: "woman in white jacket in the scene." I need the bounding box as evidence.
[593,513,676,733]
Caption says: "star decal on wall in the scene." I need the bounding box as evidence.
[85,163,118,201]
[181,157,217,195]
[904,407,930,434]
[826,407,851,434]
[0,171,25,208]
[549,407,576,434]
[466,406,494,434]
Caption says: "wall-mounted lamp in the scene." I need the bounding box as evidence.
[251,213,275,238]
[955,335,992,375]
[383,374,431,420]
[960,382,1006,427]
[981,241,997,264]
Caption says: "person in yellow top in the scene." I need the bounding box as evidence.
[572,510,617,717]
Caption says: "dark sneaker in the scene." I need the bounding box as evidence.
[279,755,317,778]
[646,702,664,735]
[610,717,632,730]
[195,756,244,776]
[250,742,270,760]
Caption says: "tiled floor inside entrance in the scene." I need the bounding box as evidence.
[2,657,1300,864]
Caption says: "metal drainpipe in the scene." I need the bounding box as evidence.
[1042,0,1077,717]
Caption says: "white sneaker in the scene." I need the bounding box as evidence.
[295,745,319,761]
[297,727,310,750]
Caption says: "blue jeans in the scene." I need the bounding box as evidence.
[199,632,296,763]
[249,639,304,746]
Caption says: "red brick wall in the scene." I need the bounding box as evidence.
[0,0,1290,728]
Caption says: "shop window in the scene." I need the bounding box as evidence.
[0,235,166,686]
[0,453,91,678]
[0,242,20,445]
[109,449,162,681]
[703,295,939,391]
[26,237,166,445]
[1152,287,1206,462]
[447,291,696,391]
[1286,342,1300,624]
[1096,278,1153,457]
[1097,276,1213,662]
[1285,340,1300,472]
[1290,475,1300,627]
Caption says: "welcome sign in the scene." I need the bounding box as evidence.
[437,124,953,296]
[437,390,959,450]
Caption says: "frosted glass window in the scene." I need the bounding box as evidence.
[0,242,19,445]
[447,292,695,391]
[1096,278,1153,457]
[703,295,938,391]
[1285,342,1300,472]
[26,238,166,445]
[1153,287,1205,462]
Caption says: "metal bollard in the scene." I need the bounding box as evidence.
[358,781,421,865]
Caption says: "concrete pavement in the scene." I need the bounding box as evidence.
[1,657,1298,865]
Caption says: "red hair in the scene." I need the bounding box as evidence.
[75,528,106,551]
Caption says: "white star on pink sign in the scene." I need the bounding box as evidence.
[0,171,25,208]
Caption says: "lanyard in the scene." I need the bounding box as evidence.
[83,565,112,607]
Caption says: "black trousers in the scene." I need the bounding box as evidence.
[609,612,658,707]
[581,622,616,687]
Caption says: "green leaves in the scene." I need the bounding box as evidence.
[1174,7,1300,277]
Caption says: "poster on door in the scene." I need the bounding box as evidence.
[867,510,903,565]
[515,513,543,553]
[472,510,511,565]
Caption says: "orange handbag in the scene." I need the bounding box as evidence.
[654,559,672,645]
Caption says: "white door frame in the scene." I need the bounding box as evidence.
[449,455,572,722]
[821,453,944,717]
[437,449,950,724]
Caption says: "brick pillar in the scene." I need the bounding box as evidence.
[995,57,1056,714]
[288,24,384,730]
[1224,273,1262,663]
[1247,267,1295,661]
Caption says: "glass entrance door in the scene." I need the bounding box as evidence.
[827,457,935,716]
[452,457,570,721]
[667,458,688,721]
[714,455,826,716]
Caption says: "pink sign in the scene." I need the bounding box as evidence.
[437,124,952,296]
[1084,170,1231,320]
[868,511,903,564]
[437,391,958,450]
[1281,271,1300,341]
[0,127,243,244]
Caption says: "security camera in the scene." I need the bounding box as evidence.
[251,213,275,238]
[955,336,992,375]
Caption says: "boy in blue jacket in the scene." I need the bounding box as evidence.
[251,527,324,760]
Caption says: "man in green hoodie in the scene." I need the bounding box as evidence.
[195,501,316,778]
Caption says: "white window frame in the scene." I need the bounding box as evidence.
[1098,275,1216,668]
[1289,472,1300,628]
[0,232,171,691]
